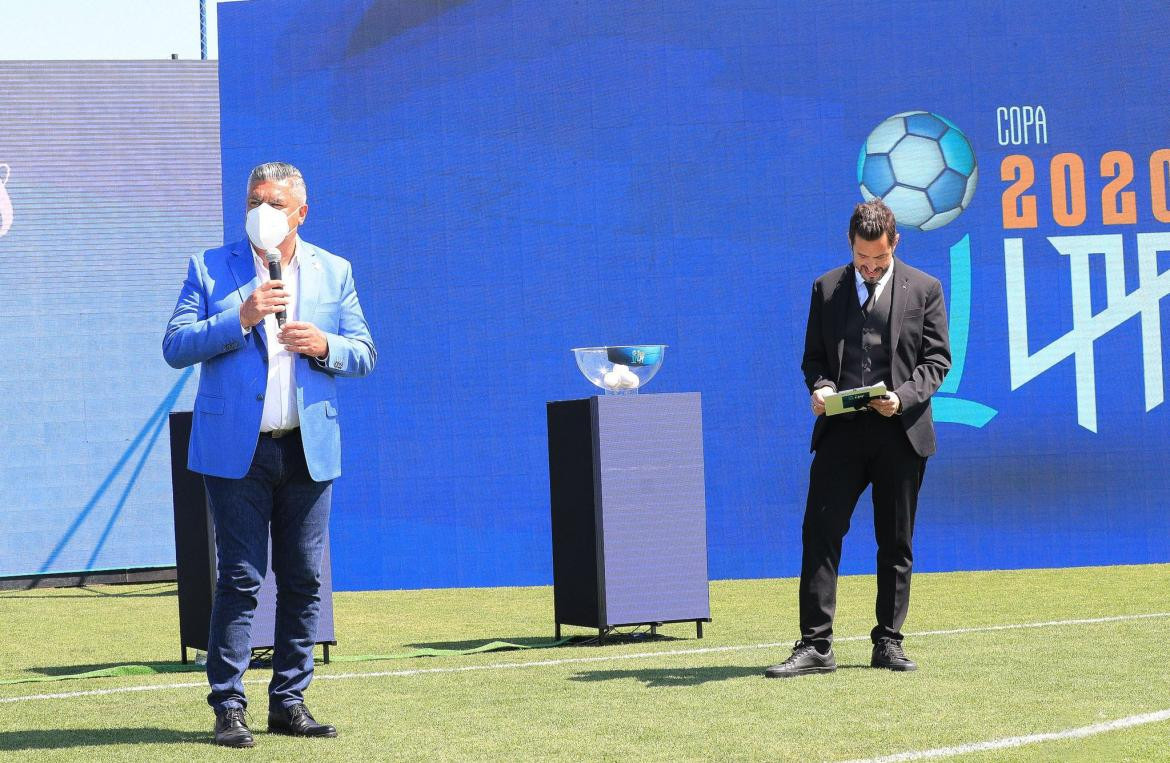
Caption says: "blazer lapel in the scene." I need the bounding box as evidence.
[833,265,852,371]
[229,240,267,351]
[888,259,908,363]
[297,238,321,334]
[228,239,259,295]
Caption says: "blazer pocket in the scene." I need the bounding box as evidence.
[315,301,341,333]
[903,308,923,318]
[195,394,225,415]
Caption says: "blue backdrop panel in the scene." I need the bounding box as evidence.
[0,62,220,578]
[218,0,1170,590]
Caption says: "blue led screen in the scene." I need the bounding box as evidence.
[215,0,1170,590]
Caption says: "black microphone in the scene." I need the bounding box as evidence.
[265,250,287,327]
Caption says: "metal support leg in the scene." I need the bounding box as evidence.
[323,643,330,664]
[555,622,561,640]
[696,620,704,639]
[181,646,188,665]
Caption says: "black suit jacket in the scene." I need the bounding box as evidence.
[801,259,951,458]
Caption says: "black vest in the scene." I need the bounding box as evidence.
[839,277,893,390]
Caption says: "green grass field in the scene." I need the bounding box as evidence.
[2,564,1169,761]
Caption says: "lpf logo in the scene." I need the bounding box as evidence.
[0,164,11,237]
[1006,233,1170,433]
[998,135,1170,432]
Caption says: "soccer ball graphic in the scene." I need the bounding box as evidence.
[857,111,977,231]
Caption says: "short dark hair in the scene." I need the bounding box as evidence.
[849,199,897,246]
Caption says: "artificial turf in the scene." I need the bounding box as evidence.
[1,564,1168,761]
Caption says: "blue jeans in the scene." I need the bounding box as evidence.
[203,430,332,713]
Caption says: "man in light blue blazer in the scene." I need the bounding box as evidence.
[164,162,375,748]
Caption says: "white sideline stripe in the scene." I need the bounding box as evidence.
[833,708,1170,762]
[311,611,1170,682]
[2,611,1168,705]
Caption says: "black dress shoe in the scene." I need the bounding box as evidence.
[267,703,338,738]
[871,638,917,671]
[764,640,837,678]
[214,706,255,748]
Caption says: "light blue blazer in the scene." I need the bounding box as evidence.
[163,238,376,481]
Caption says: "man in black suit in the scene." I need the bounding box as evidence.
[766,199,950,678]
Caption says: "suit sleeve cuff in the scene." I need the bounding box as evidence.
[892,383,915,412]
[312,335,339,370]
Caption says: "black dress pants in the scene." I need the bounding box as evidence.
[798,411,926,648]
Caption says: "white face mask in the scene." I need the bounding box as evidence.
[245,203,297,252]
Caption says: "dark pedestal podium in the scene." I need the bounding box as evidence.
[546,392,711,641]
[168,412,336,664]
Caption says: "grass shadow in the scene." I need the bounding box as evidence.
[569,665,764,687]
[0,728,208,751]
[27,661,200,678]
[0,584,177,600]
[80,584,177,597]
[406,633,682,651]
[569,663,876,687]
[571,634,685,647]
[404,636,580,651]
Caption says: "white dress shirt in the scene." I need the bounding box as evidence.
[249,241,301,432]
[855,259,895,307]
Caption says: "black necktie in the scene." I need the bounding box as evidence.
[862,281,877,315]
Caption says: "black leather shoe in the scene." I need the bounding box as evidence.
[871,638,917,671]
[267,703,338,738]
[214,706,255,748]
[764,640,836,678]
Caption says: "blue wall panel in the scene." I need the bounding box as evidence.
[217,0,1170,590]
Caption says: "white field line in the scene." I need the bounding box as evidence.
[833,708,1170,762]
[2,611,1168,705]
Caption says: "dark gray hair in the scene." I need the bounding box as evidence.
[247,162,307,200]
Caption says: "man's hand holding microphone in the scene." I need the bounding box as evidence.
[240,279,288,329]
[239,279,328,360]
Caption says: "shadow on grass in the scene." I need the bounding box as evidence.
[569,665,764,686]
[27,661,201,677]
[569,663,875,687]
[0,728,208,751]
[0,584,177,600]
[405,636,566,651]
[406,633,682,651]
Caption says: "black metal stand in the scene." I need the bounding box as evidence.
[547,394,712,642]
[556,617,711,643]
